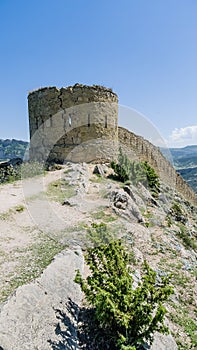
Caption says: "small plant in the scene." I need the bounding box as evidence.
[75,238,173,349]
[169,202,187,224]
[111,148,146,185]
[166,215,173,227]
[91,207,117,223]
[15,205,25,213]
[142,161,160,198]
[47,179,75,203]
[86,222,115,247]
[111,149,160,197]
[177,224,197,251]
[0,161,46,185]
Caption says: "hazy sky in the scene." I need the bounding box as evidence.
[0,0,197,147]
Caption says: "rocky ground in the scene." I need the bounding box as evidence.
[0,162,196,349]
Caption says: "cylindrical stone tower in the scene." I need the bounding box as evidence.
[28,84,118,163]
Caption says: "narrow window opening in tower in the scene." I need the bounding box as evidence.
[88,114,90,127]
[69,115,72,127]
[105,115,107,128]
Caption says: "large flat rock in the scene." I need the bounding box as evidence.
[0,247,84,350]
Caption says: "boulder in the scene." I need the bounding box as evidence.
[110,189,144,223]
[93,164,106,177]
[0,248,84,350]
[150,332,178,350]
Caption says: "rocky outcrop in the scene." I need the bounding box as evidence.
[0,247,84,350]
[151,332,178,350]
[110,188,144,222]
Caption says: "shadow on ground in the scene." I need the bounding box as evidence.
[48,298,80,350]
[48,298,149,350]
[48,298,115,350]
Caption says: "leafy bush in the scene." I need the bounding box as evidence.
[142,161,160,197]
[75,239,173,349]
[177,224,197,251]
[111,149,160,197]
[169,202,187,224]
[111,149,146,185]
[0,161,45,184]
[86,222,115,247]
[0,165,21,183]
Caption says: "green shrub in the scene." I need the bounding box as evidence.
[0,161,45,184]
[86,222,115,247]
[75,239,173,349]
[177,224,197,251]
[111,149,160,197]
[169,202,187,224]
[0,165,21,183]
[142,161,160,197]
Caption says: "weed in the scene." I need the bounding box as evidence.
[0,233,67,303]
[89,175,106,184]
[15,205,25,212]
[169,202,187,224]
[110,148,160,197]
[170,306,197,349]
[47,179,76,203]
[177,224,197,251]
[91,207,117,223]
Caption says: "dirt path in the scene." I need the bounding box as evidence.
[0,164,111,304]
[0,169,62,213]
[0,163,114,349]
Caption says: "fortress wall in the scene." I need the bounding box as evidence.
[28,84,197,205]
[118,127,197,205]
[28,85,118,163]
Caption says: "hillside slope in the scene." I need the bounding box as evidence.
[0,163,196,349]
[169,145,197,169]
[161,145,197,193]
[0,139,28,161]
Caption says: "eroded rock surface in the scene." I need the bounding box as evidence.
[0,247,83,350]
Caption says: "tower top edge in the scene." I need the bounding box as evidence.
[28,83,118,98]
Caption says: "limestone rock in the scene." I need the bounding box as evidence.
[150,332,178,350]
[0,247,84,350]
[93,164,106,177]
[110,189,144,223]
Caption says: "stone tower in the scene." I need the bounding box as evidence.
[28,84,118,163]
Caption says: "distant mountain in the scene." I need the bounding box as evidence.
[169,145,197,169]
[0,139,29,161]
[161,145,197,193]
[177,167,197,193]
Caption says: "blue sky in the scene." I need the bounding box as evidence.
[0,0,197,147]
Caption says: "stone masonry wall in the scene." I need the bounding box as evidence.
[28,84,118,163]
[28,84,197,205]
[118,127,197,205]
